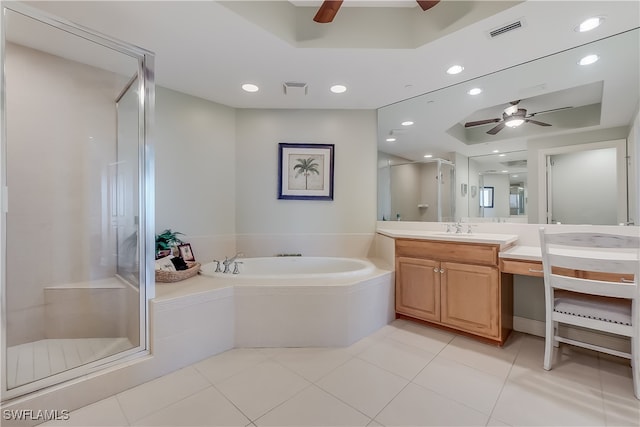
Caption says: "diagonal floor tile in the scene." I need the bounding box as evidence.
[132,386,250,426]
[40,397,129,426]
[116,366,210,423]
[193,348,271,384]
[375,382,489,426]
[215,360,310,421]
[272,347,353,382]
[357,337,436,380]
[254,384,370,426]
[316,358,408,418]
[413,355,505,415]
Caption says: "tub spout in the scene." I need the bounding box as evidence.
[223,252,244,273]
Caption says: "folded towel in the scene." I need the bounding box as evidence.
[155,255,176,272]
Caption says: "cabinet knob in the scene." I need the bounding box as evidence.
[434,268,439,272]
[440,268,445,274]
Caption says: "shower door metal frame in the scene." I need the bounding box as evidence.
[0,2,155,400]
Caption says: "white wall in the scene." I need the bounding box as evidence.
[234,109,377,257]
[527,126,629,223]
[154,87,237,263]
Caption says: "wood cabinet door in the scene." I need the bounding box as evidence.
[440,262,500,338]
[395,257,441,322]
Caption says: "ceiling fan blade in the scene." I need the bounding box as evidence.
[416,1,440,11]
[465,118,501,128]
[527,106,573,117]
[526,119,552,127]
[313,0,343,23]
[487,122,506,135]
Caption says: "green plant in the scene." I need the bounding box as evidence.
[155,229,184,254]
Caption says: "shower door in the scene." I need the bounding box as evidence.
[1,4,155,399]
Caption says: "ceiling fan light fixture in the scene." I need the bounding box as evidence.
[578,54,599,66]
[505,118,524,128]
[577,17,604,32]
[446,65,464,75]
[468,88,482,95]
[330,84,347,94]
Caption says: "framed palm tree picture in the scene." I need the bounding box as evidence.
[278,143,334,200]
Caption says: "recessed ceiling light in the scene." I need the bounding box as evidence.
[578,54,599,66]
[468,88,482,95]
[386,137,396,142]
[576,17,604,32]
[330,84,347,94]
[446,65,464,75]
[512,174,519,178]
[502,170,509,173]
[401,121,414,126]
[241,83,259,93]
[492,150,500,153]
[499,154,506,157]
[424,154,433,158]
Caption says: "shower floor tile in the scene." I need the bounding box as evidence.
[6,337,132,388]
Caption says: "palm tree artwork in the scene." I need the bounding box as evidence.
[293,156,321,190]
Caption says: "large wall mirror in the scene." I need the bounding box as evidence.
[377,26,639,225]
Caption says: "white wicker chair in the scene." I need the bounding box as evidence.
[539,228,639,399]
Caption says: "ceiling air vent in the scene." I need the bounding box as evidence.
[283,81,308,96]
[488,19,524,38]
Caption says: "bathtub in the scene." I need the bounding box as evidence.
[198,257,394,347]
[199,256,377,281]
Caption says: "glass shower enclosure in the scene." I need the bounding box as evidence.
[1,3,155,399]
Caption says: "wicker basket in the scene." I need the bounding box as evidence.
[155,261,201,283]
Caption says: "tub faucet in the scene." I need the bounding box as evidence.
[223,252,244,273]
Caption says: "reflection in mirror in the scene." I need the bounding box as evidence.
[378,154,455,222]
[377,27,639,224]
[468,151,528,222]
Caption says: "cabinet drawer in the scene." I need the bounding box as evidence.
[500,258,544,277]
[396,239,498,266]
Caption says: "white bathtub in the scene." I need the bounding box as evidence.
[199,256,376,282]
[198,257,394,347]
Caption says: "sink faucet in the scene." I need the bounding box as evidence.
[223,252,244,273]
[454,221,463,234]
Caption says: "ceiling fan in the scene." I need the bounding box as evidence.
[464,100,573,135]
[313,0,440,23]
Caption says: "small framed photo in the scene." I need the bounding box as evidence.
[278,143,334,200]
[178,243,195,262]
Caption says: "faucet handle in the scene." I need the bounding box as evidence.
[233,261,243,274]
[212,260,222,273]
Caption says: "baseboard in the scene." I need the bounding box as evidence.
[513,316,630,354]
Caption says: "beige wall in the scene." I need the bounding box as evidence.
[154,87,237,263]
[234,109,378,256]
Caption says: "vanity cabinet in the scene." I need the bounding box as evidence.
[395,238,513,345]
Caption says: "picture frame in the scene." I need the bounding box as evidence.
[278,143,334,200]
[177,243,195,262]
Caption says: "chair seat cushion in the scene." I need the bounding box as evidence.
[554,294,632,326]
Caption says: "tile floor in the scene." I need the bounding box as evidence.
[41,320,639,426]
